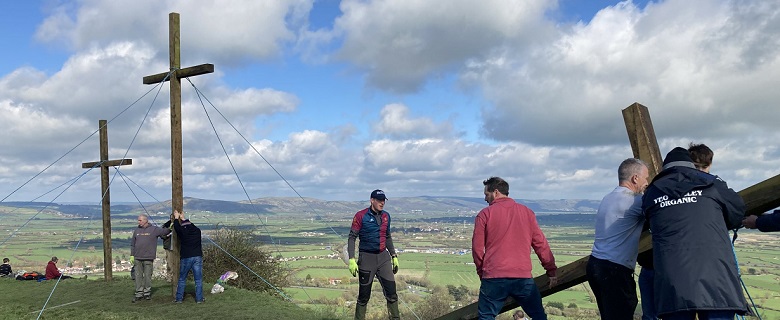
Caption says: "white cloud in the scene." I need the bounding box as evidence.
[465,0,780,146]
[209,87,299,117]
[317,0,555,93]
[3,0,780,206]
[35,0,314,65]
[374,104,454,139]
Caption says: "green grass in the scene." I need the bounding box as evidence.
[287,287,346,300]
[0,277,338,320]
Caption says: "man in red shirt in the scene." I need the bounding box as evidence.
[472,177,558,320]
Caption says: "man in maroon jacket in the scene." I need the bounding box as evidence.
[45,256,74,280]
[472,177,558,320]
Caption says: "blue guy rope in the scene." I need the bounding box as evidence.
[731,230,762,320]
[34,71,174,318]
[1,74,171,204]
[188,80,313,302]
[185,79,421,320]
[113,167,294,300]
[0,163,103,247]
[38,168,114,320]
[0,175,82,228]
[185,79,345,238]
[203,234,293,300]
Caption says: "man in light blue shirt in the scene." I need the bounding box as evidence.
[587,158,649,320]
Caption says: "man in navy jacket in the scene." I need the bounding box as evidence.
[743,210,780,232]
[642,147,747,319]
[166,210,203,303]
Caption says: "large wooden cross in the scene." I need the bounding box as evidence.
[439,102,780,319]
[142,12,214,297]
[81,119,132,282]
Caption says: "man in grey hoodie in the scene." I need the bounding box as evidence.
[130,214,171,302]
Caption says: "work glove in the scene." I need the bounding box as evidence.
[348,258,358,277]
[392,257,399,274]
[129,256,135,264]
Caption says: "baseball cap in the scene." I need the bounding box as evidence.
[370,189,387,200]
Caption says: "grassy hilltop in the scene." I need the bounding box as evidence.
[0,277,335,320]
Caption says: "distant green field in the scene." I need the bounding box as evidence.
[3,208,780,319]
[278,249,335,258]
[288,259,345,268]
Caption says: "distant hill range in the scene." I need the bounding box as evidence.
[1,197,599,217]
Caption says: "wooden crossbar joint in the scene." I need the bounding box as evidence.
[142,63,214,85]
[81,159,133,168]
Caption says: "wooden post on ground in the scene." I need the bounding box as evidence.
[142,12,214,297]
[435,103,780,320]
[81,120,133,282]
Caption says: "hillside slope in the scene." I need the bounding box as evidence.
[0,278,336,320]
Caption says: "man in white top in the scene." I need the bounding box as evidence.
[586,158,649,320]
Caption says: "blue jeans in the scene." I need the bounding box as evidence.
[661,310,735,320]
[176,256,203,302]
[639,268,657,320]
[477,278,546,320]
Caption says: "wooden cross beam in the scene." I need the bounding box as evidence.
[437,102,780,320]
[81,119,132,282]
[142,12,214,297]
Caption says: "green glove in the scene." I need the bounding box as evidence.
[349,258,358,277]
[392,257,399,274]
[129,256,134,264]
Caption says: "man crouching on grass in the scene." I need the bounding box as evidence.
[472,177,558,320]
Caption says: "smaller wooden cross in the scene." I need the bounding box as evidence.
[81,119,132,282]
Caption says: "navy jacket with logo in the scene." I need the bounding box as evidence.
[642,165,746,316]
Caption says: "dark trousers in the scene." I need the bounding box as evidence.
[477,278,546,320]
[639,267,658,320]
[661,310,736,320]
[356,251,397,305]
[586,256,638,320]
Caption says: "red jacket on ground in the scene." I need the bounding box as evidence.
[45,261,62,280]
[472,197,557,279]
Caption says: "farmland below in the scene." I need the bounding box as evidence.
[1,198,778,319]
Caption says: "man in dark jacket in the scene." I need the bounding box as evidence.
[170,210,203,303]
[642,147,747,319]
[743,210,780,232]
[0,258,12,277]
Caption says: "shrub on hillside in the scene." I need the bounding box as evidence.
[546,301,565,310]
[414,286,453,319]
[202,227,290,295]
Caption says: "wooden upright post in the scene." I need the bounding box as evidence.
[621,103,663,256]
[168,12,184,297]
[81,120,133,281]
[622,102,663,178]
[142,12,214,297]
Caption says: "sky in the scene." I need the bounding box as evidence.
[1,0,779,204]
